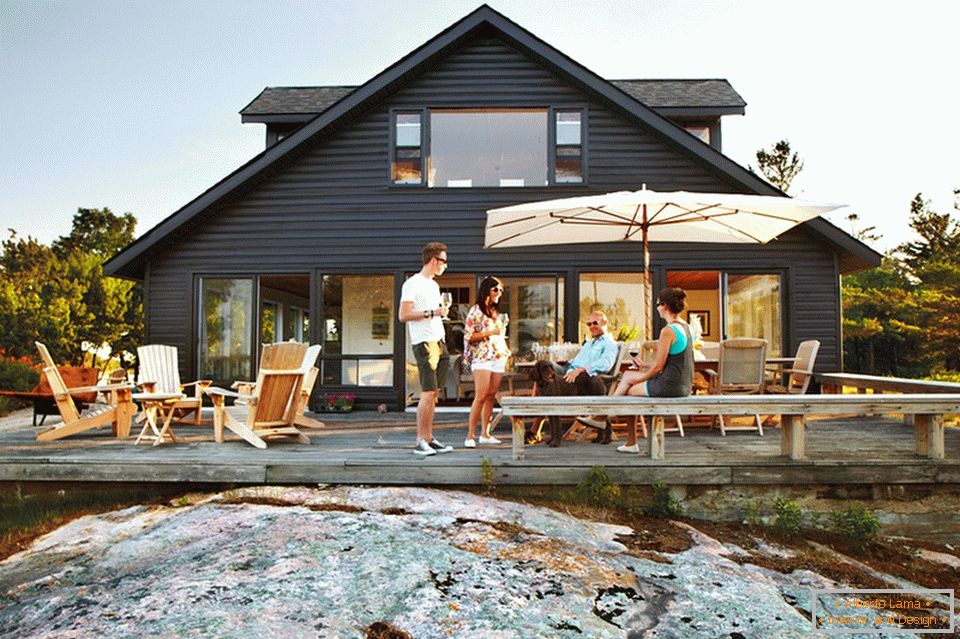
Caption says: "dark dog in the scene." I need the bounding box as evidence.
[528,361,608,447]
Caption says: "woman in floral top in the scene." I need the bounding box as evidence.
[463,276,511,447]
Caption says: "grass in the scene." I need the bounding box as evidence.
[0,482,196,560]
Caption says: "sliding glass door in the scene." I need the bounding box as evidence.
[666,270,784,355]
[198,277,255,384]
[724,274,783,356]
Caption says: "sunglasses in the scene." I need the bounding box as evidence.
[491,286,503,292]
[435,256,447,264]
[586,320,601,327]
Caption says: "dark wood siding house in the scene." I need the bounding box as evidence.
[104,5,880,410]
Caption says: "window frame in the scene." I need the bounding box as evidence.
[389,108,426,187]
[317,272,397,388]
[389,105,588,188]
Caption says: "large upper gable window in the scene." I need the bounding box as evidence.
[390,107,585,187]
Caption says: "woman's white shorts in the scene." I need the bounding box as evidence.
[471,358,507,373]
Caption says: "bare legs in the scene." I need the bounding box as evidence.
[417,389,438,443]
[467,369,503,440]
[614,370,649,447]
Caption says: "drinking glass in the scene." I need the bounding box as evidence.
[440,292,452,310]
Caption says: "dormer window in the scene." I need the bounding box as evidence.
[391,107,586,187]
[684,125,710,144]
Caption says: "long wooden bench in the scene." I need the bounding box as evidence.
[819,372,960,394]
[499,394,960,461]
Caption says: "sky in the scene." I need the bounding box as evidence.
[1,0,957,253]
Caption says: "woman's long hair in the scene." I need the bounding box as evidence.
[476,276,503,318]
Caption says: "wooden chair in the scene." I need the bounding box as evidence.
[564,341,628,442]
[33,342,136,442]
[766,340,820,394]
[136,344,211,424]
[704,337,767,435]
[207,342,321,448]
[636,339,685,436]
[454,354,475,400]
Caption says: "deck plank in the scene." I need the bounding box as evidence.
[0,412,957,486]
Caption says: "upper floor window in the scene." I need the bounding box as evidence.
[392,112,423,184]
[390,107,585,187]
[555,110,583,183]
[684,125,710,144]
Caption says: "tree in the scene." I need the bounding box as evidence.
[52,207,137,259]
[842,191,960,376]
[754,139,804,193]
[0,208,142,368]
[845,213,882,244]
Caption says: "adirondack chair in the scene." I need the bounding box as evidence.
[136,344,210,424]
[33,342,136,441]
[206,342,321,448]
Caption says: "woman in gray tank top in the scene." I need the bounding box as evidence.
[612,287,695,453]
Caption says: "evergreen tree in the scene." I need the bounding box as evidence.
[754,139,804,193]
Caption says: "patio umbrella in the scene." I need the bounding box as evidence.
[484,187,845,338]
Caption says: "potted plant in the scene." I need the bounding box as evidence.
[321,391,355,412]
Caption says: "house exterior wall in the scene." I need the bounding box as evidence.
[144,36,841,406]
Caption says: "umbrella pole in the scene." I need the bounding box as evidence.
[643,205,653,341]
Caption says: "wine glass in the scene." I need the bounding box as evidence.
[440,292,452,319]
[628,341,641,369]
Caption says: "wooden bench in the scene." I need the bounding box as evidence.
[499,394,960,461]
[819,372,960,395]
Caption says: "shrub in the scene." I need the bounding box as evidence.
[831,503,881,554]
[576,465,621,507]
[0,358,40,416]
[773,497,803,537]
[645,480,682,518]
[480,457,495,494]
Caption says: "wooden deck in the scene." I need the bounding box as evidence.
[1,410,958,486]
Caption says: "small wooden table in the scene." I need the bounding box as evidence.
[132,392,185,446]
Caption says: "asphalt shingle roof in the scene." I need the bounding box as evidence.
[240,79,745,116]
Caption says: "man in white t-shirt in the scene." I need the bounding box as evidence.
[399,241,453,456]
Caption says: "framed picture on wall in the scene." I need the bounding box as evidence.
[687,310,710,336]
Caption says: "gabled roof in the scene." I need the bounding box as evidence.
[239,79,745,123]
[105,4,880,279]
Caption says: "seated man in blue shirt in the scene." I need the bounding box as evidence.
[555,311,619,383]
[549,311,618,443]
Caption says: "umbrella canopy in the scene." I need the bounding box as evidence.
[485,188,845,338]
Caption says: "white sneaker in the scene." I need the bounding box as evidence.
[617,443,639,454]
[414,440,437,456]
[478,435,502,445]
[464,438,476,448]
[428,439,453,454]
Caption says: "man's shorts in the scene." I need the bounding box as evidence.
[413,340,449,392]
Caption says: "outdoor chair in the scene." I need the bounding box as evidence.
[0,365,98,426]
[704,337,767,435]
[206,342,321,448]
[454,354,475,400]
[765,340,820,395]
[564,341,628,442]
[611,340,686,441]
[136,344,211,425]
[32,341,136,442]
